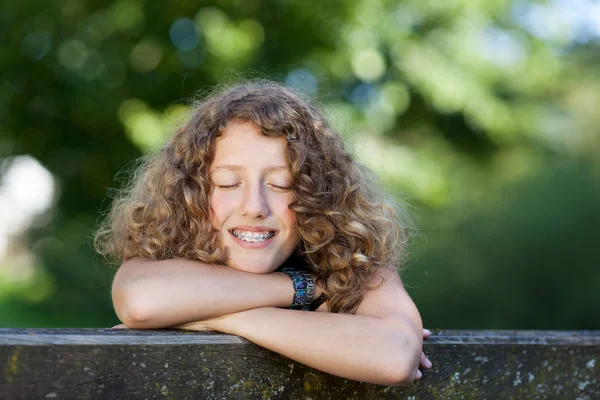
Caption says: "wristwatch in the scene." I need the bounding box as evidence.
[280,267,315,311]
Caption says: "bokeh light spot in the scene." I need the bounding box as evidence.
[83,12,116,43]
[285,69,318,98]
[350,83,376,107]
[129,39,163,73]
[57,39,88,71]
[21,32,52,61]
[351,48,386,82]
[118,99,167,151]
[195,8,263,62]
[381,82,411,115]
[111,0,145,36]
[170,18,200,51]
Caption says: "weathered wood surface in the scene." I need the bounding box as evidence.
[1,329,598,399]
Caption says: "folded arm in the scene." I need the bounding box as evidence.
[112,257,300,328]
[113,259,424,386]
[179,266,424,387]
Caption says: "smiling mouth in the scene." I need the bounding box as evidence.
[230,229,277,243]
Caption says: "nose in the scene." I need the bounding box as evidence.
[240,182,270,218]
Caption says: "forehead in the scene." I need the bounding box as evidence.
[211,121,289,167]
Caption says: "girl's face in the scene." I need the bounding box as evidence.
[209,121,299,274]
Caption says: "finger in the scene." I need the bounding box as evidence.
[111,324,128,329]
[415,369,423,380]
[423,328,431,339]
[420,351,432,369]
[174,322,212,331]
[174,322,196,330]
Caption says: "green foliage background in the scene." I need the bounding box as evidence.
[1,0,598,329]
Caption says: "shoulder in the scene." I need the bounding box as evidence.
[315,266,421,327]
[355,266,422,327]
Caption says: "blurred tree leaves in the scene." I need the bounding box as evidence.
[408,157,600,329]
[0,0,598,328]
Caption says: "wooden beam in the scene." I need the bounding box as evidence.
[1,329,598,399]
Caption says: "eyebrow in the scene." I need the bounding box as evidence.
[210,165,290,173]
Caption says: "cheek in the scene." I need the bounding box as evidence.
[209,191,236,227]
[277,194,297,228]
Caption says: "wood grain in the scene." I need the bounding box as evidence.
[1,329,598,399]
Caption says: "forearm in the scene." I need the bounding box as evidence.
[112,258,294,328]
[219,307,422,386]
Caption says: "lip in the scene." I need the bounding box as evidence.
[229,229,278,249]
[230,225,278,233]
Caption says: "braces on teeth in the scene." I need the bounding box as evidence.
[233,231,275,242]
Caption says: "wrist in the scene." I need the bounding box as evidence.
[279,268,315,310]
[204,312,241,335]
[271,271,296,308]
[222,307,266,339]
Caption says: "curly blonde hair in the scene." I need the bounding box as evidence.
[94,81,413,314]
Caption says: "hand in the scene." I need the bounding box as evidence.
[111,314,238,334]
[173,320,215,332]
[173,313,238,334]
[415,329,433,380]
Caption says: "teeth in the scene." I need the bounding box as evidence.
[232,230,275,242]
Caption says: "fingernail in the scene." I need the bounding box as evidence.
[424,329,431,335]
[425,358,432,368]
[416,369,422,379]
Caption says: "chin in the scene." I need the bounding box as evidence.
[226,258,281,274]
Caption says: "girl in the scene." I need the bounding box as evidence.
[95,81,432,386]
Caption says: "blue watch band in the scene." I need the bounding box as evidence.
[280,268,315,310]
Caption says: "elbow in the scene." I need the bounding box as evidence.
[112,263,157,329]
[387,370,419,388]
[385,358,421,388]
[383,330,423,387]
[113,288,155,329]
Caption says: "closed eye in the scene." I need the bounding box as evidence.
[216,183,240,189]
[270,184,292,191]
